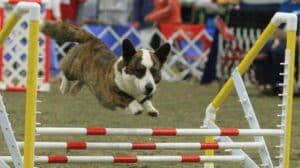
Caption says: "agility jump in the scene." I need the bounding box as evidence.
[0,1,297,168]
[0,1,40,168]
[203,12,297,168]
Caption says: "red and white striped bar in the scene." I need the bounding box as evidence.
[17,141,263,150]
[0,155,245,163]
[36,127,284,136]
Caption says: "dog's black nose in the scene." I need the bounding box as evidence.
[145,83,153,95]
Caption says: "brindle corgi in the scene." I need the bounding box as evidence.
[41,21,171,117]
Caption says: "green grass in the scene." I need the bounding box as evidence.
[0,81,299,168]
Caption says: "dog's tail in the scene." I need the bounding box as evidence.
[40,20,97,43]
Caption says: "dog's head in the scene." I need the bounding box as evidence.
[119,39,171,96]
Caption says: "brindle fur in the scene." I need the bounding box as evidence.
[41,21,133,109]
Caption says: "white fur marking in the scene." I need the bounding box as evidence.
[141,49,153,68]
[114,58,144,99]
[128,100,143,115]
[143,100,159,115]
[60,75,71,95]
[139,49,156,94]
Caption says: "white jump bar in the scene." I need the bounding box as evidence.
[17,141,264,150]
[36,127,284,136]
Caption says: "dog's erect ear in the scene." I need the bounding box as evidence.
[122,39,136,65]
[155,43,171,64]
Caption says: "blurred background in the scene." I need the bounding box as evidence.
[48,0,300,96]
[1,0,300,96]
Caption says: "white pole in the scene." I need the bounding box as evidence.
[0,159,9,168]
[0,155,245,163]
[36,127,284,136]
[36,127,87,135]
[17,142,264,150]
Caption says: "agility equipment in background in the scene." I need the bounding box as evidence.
[0,3,296,168]
[204,12,297,168]
[0,0,50,91]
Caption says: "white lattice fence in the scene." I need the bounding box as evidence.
[217,27,261,85]
[0,0,51,91]
[157,24,213,81]
[55,25,142,59]
[55,24,213,82]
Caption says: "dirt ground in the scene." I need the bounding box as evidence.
[0,81,299,168]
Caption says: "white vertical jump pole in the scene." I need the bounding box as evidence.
[0,159,9,168]
[271,12,297,168]
[232,69,273,167]
[0,95,22,167]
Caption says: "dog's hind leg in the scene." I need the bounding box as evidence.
[60,75,72,95]
[69,81,84,96]
[142,100,159,117]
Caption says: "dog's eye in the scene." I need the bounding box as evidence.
[151,68,161,83]
[137,66,146,72]
[150,68,158,74]
[134,66,146,78]
[125,67,134,74]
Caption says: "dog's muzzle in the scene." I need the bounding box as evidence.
[144,83,153,95]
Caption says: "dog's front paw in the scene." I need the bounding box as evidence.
[69,81,84,96]
[142,100,159,117]
[147,110,159,117]
[128,100,143,115]
[133,110,143,116]
[60,76,71,95]
[60,83,69,95]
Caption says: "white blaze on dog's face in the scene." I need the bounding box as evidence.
[137,49,155,95]
[120,39,171,96]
